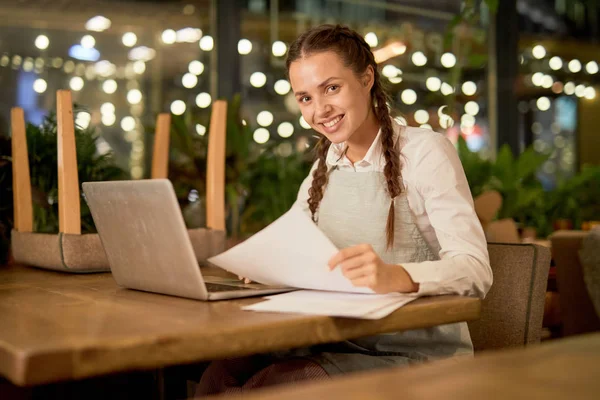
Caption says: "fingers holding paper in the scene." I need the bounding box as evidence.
[328,244,419,294]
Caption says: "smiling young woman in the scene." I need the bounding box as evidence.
[195,24,492,396]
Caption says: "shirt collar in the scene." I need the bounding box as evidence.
[326,119,399,168]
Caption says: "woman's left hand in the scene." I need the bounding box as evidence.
[328,244,419,294]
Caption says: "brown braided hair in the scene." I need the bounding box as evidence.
[286,24,402,249]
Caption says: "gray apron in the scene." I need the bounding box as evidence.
[289,169,474,375]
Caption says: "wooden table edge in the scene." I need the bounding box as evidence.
[209,332,600,400]
[1,296,480,386]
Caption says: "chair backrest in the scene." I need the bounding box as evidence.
[485,219,521,243]
[551,230,600,336]
[150,100,227,232]
[468,243,551,351]
[473,190,502,226]
[473,191,521,243]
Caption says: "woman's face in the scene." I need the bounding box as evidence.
[289,51,374,144]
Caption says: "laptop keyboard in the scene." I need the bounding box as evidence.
[205,282,252,292]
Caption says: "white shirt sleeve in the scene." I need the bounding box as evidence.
[400,134,493,299]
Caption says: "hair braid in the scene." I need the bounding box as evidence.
[307,136,332,222]
[372,80,402,249]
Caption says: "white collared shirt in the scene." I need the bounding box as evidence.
[293,121,493,298]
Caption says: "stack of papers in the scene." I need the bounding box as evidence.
[207,207,417,319]
[243,290,418,319]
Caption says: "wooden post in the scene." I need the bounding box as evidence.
[151,113,171,179]
[206,100,227,231]
[10,107,33,233]
[56,90,81,234]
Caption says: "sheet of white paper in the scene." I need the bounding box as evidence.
[208,207,371,293]
[362,300,415,319]
[242,290,417,319]
[263,290,406,302]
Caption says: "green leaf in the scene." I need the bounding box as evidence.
[492,145,515,186]
[516,148,549,181]
[443,14,463,48]
[484,0,499,13]
[467,53,488,68]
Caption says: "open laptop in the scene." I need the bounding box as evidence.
[82,179,292,301]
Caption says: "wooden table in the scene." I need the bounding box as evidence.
[216,333,600,400]
[0,264,480,387]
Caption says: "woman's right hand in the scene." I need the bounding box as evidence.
[238,275,252,284]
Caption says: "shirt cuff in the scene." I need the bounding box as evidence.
[401,261,446,296]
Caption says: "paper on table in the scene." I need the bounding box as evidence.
[208,207,372,293]
[365,300,416,319]
[263,290,407,301]
[242,290,417,319]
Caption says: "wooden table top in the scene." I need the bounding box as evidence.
[218,333,600,400]
[0,264,480,387]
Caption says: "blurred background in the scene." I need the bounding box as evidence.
[0,0,599,261]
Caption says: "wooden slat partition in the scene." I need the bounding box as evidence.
[10,107,33,233]
[205,100,227,231]
[56,90,81,234]
[150,113,171,179]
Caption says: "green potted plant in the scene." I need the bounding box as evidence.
[547,165,600,231]
[575,165,600,229]
[489,144,549,233]
[456,135,494,198]
[239,141,313,235]
[457,135,549,238]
